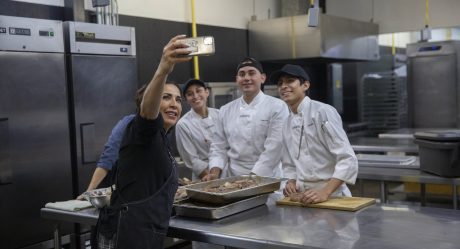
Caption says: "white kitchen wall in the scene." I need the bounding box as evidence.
[13,0,279,29]
[117,0,280,29]
[12,0,460,33]
[326,0,460,34]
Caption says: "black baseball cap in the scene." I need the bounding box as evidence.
[182,79,207,95]
[269,64,310,84]
[236,57,264,73]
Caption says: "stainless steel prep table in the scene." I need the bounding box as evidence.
[349,137,418,154]
[377,128,446,139]
[358,166,460,209]
[41,195,460,249]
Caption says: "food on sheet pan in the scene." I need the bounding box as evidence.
[174,187,188,202]
[175,178,204,202]
[86,187,111,197]
[178,177,201,186]
[203,179,258,193]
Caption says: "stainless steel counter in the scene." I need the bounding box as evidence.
[41,194,460,249]
[358,167,460,209]
[350,137,418,154]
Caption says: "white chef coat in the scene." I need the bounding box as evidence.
[282,96,358,196]
[209,91,289,177]
[176,107,220,180]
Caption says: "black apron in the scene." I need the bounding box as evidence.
[95,155,178,249]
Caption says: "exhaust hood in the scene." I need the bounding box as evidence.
[249,14,380,62]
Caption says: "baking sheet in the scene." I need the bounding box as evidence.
[185,175,280,204]
[276,196,376,211]
[174,194,269,219]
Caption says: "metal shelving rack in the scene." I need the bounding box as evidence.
[359,71,408,133]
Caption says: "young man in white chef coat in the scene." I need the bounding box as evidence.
[271,64,358,204]
[204,57,289,180]
[175,79,220,180]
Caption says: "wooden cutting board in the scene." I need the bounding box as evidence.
[276,196,376,211]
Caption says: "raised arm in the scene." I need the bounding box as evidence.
[141,35,191,119]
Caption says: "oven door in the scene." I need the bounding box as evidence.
[263,84,280,98]
[208,82,241,109]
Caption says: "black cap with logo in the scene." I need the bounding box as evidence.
[236,57,264,73]
[182,78,207,95]
[269,64,310,84]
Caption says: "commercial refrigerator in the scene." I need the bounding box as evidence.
[407,41,460,128]
[0,15,73,249]
[63,22,138,248]
[63,22,138,197]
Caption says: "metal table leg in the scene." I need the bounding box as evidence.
[453,184,458,210]
[420,183,426,207]
[380,181,387,203]
[53,223,61,249]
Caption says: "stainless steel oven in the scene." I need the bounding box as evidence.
[263,84,280,98]
[208,82,241,109]
[207,83,280,109]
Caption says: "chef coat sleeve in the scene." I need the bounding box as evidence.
[252,102,289,176]
[208,108,229,170]
[175,120,208,177]
[318,106,358,185]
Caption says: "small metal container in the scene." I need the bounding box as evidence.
[88,195,111,209]
[84,188,111,208]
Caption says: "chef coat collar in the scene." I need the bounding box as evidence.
[190,108,208,119]
[289,96,311,117]
[240,90,265,107]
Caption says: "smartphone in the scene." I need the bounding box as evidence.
[180,36,215,56]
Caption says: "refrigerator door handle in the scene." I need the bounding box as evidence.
[0,117,12,184]
[80,122,97,164]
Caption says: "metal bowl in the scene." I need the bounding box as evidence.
[84,188,111,209]
[88,195,111,209]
